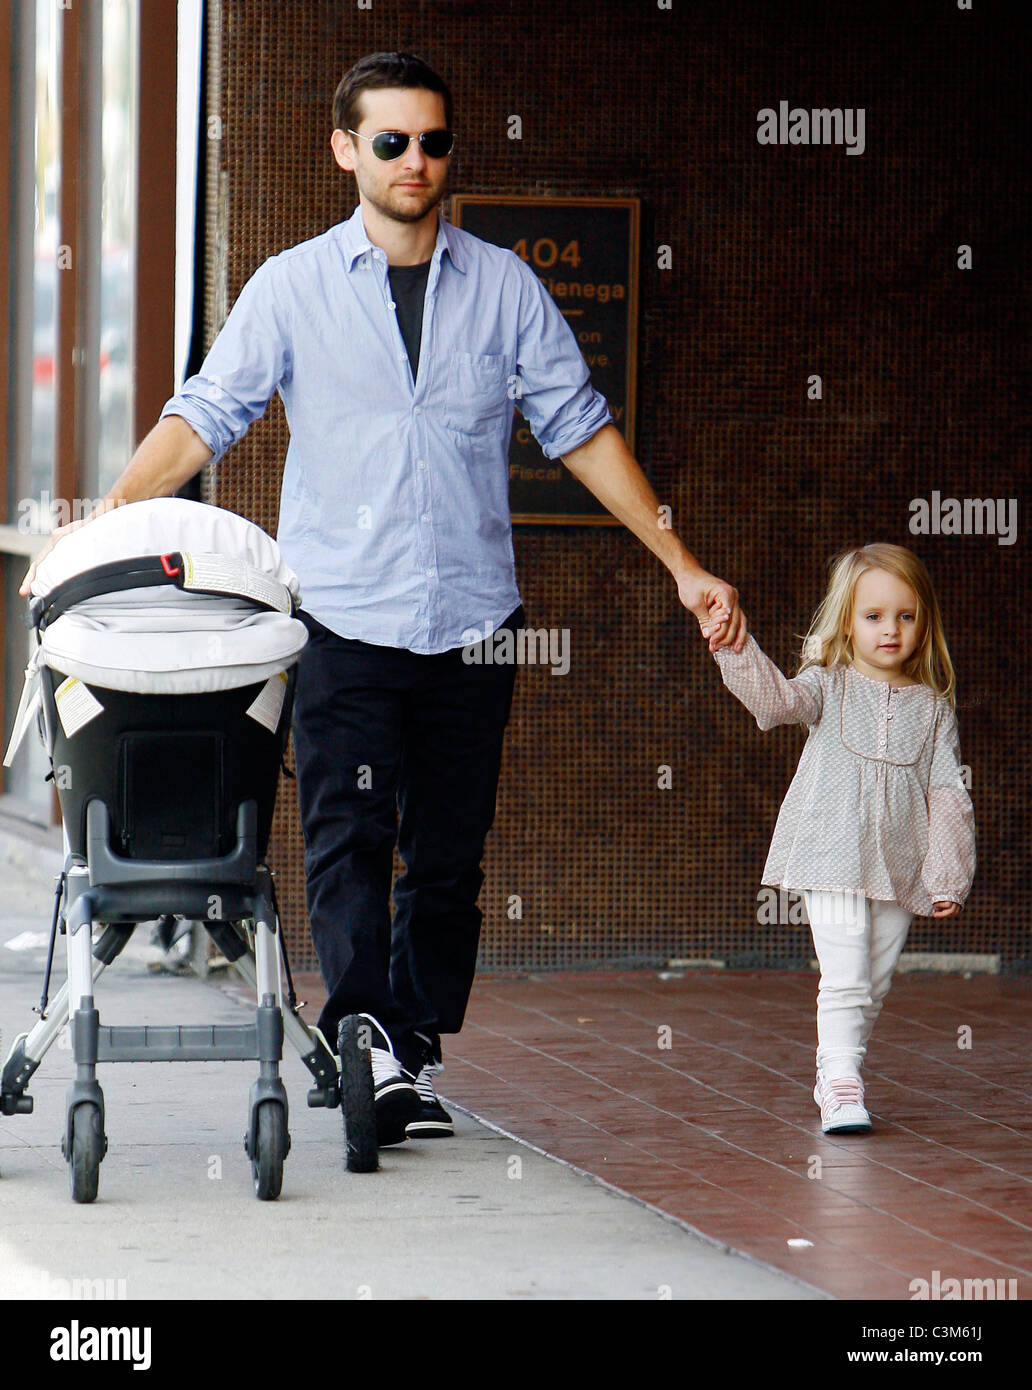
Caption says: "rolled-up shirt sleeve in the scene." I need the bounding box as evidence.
[920,703,977,905]
[159,259,292,464]
[713,633,825,730]
[511,258,612,460]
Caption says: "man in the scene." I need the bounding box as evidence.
[22,52,746,1147]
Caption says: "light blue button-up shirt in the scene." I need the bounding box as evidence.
[160,204,613,653]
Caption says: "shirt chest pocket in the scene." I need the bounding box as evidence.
[439,351,512,436]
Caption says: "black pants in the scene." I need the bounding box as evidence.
[291,606,521,1070]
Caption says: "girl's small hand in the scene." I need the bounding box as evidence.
[931,900,961,918]
[703,602,749,653]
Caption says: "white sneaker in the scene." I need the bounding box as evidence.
[815,1072,872,1134]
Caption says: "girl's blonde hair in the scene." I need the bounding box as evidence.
[798,543,956,704]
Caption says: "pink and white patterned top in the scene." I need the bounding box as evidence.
[713,634,976,917]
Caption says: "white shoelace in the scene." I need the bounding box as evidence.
[822,1077,866,1113]
[414,1062,443,1104]
[369,1047,405,1087]
[358,1014,407,1088]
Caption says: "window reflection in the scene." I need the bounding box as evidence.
[100,0,136,495]
[31,0,59,508]
[8,0,139,813]
[6,0,61,813]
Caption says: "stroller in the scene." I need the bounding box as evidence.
[1,498,376,1200]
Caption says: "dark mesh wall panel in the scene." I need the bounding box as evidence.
[199,1,1029,973]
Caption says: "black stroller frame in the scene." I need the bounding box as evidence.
[0,550,377,1200]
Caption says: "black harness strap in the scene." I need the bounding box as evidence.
[30,552,291,632]
[31,554,186,632]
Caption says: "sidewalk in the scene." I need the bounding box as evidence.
[0,827,820,1301]
[432,969,1032,1301]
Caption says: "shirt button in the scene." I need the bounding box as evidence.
[413,406,422,415]
[387,300,396,310]
[421,513,430,523]
[417,459,427,470]
[426,568,436,577]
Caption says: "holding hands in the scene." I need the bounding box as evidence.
[676,567,748,653]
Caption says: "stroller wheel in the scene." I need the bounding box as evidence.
[252,1100,288,1200]
[68,1103,105,1204]
[338,1015,378,1173]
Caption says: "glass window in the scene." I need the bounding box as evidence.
[30,0,60,520]
[4,0,144,822]
[3,1,61,815]
[98,0,137,496]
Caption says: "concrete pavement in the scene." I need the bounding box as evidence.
[0,824,823,1301]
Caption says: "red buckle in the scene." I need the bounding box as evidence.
[159,552,181,577]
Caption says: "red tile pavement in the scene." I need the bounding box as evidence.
[287,966,1032,1300]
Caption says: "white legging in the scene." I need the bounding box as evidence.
[802,889,913,1083]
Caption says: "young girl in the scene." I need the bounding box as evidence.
[706,543,976,1134]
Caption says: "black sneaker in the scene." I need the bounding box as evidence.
[354,1014,421,1147]
[406,1061,454,1138]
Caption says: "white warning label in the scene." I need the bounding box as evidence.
[55,677,104,738]
[245,671,288,733]
[181,552,291,613]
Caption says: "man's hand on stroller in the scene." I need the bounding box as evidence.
[19,417,215,597]
[19,499,125,596]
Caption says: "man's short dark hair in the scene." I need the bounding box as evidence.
[332,52,453,135]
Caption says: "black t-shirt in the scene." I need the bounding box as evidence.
[387,259,432,383]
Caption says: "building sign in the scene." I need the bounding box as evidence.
[449,195,640,525]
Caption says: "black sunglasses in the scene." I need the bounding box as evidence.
[347,128,456,161]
